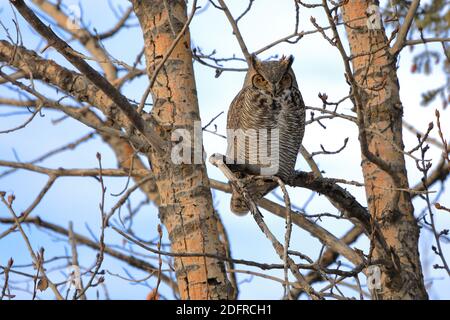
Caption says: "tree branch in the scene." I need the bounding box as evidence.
[10,0,164,152]
[216,0,252,66]
[390,0,421,55]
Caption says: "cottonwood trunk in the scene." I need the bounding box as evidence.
[341,1,428,299]
[131,0,232,299]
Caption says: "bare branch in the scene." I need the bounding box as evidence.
[10,0,164,152]
[390,0,421,55]
[216,0,252,66]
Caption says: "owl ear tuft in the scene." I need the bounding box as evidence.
[250,54,260,69]
[288,55,294,64]
[283,55,294,68]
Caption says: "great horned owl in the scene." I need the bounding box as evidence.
[226,55,305,215]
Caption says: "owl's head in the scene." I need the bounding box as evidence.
[244,55,297,96]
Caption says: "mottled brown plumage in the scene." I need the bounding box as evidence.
[226,55,306,215]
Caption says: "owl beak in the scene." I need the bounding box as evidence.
[270,83,278,96]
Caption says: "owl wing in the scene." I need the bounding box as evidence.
[226,87,249,164]
[226,86,249,130]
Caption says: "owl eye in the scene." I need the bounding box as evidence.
[252,74,267,88]
[280,74,292,88]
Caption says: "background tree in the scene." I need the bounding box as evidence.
[0,0,448,300]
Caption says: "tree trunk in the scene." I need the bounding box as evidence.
[341,1,428,299]
[131,0,232,299]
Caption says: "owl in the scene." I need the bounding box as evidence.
[226,55,305,215]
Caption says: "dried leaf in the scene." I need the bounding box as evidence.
[37,277,49,292]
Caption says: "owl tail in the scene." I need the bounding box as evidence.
[230,178,278,216]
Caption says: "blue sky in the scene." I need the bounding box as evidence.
[0,0,449,299]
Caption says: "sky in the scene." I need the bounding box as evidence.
[0,0,449,300]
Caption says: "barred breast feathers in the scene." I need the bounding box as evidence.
[227,85,305,180]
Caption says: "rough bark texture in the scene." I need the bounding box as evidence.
[342,1,428,299]
[131,0,232,299]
